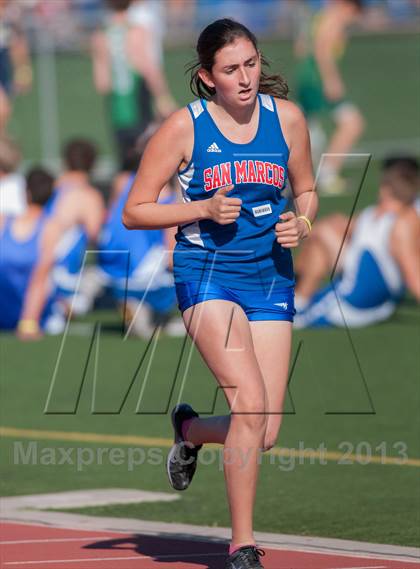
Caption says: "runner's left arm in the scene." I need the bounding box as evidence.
[275,101,318,247]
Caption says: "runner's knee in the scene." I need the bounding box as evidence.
[230,390,268,431]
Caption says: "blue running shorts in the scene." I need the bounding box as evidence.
[176,281,295,322]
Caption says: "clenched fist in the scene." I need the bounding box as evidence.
[204,185,242,225]
[275,211,310,248]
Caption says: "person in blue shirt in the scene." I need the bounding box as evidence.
[0,167,64,339]
[123,18,317,569]
[98,180,177,336]
[97,124,179,338]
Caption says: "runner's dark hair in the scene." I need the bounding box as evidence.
[187,18,288,100]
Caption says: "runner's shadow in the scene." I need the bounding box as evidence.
[84,533,227,568]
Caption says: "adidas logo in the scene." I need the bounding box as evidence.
[207,142,221,153]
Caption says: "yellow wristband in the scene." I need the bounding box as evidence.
[297,215,312,233]
[17,319,40,334]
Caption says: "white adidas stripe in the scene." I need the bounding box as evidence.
[207,142,221,152]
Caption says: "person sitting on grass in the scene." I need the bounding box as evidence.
[0,167,65,339]
[294,156,420,328]
[0,135,26,217]
[45,138,105,315]
[97,126,181,338]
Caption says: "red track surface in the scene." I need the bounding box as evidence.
[1,522,419,569]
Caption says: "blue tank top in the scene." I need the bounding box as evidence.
[0,216,53,329]
[99,174,173,278]
[173,94,294,291]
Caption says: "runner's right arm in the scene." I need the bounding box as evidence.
[122,109,241,229]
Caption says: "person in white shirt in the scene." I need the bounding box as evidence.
[0,135,26,217]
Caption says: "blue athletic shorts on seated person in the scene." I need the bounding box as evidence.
[112,284,176,316]
[176,281,295,322]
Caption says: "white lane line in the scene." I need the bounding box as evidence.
[328,566,388,569]
[4,551,224,565]
[4,557,149,566]
[1,489,179,511]
[0,537,113,545]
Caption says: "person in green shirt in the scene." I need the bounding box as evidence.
[295,0,365,194]
[91,0,176,168]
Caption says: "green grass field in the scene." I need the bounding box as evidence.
[1,301,419,546]
[2,32,420,548]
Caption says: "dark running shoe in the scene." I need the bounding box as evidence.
[225,546,266,569]
[166,403,202,491]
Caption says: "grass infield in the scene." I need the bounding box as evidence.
[1,301,419,546]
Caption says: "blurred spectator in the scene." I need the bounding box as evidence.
[0,0,33,133]
[164,0,195,40]
[294,0,365,194]
[45,138,105,314]
[108,133,143,207]
[294,156,420,328]
[0,135,26,216]
[383,156,420,216]
[73,0,105,33]
[388,0,419,21]
[127,0,165,64]
[91,0,176,168]
[0,167,65,339]
[97,125,182,337]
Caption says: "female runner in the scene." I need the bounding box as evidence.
[123,18,317,569]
